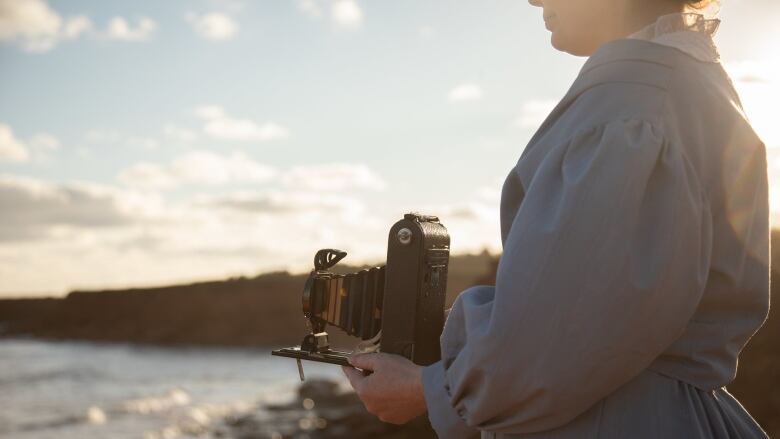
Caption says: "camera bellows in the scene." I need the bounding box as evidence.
[305,266,385,340]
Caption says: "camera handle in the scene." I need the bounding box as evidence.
[313,249,347,271]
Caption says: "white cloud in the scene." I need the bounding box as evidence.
[0,0,92,52]
[0,174,161,241]
[331,0,363,29]
[29,133,60,151]
[724,60,776,84]
[0,172,391,296]
[297,0,363,30]
[207,0,245,13]
[0,0,60,41]
[185,12,238,41]
[0,170,505,295]
[163,124,198,143]
[282,163,386,191]
[195,105,290,142]
[118,150,277,189]
[197,190,364,215]
[27,132,61,161]
[297,0,323,19]
[0,124,30,163]
[448,83,483,102]
[104,16,156,42]
[476,177,504,204]
[514,99,557,128]
[0,0,158,51]
[62,15,91,39]
[84,129,160,150]
[118,163,177,189]
[0,125,65,162]
[414,181,507,255]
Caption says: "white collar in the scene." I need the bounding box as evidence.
[627,13,721,63]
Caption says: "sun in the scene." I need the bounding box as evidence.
[723,58,780,222]
[728,61,780,146]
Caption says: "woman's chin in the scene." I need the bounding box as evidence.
[550,32,572,53]
[550,33,594,57]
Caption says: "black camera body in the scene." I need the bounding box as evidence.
[272,213,450,373]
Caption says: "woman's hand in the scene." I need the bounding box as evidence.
[341,352,427,424]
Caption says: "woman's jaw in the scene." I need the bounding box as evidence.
[532,0,687,56]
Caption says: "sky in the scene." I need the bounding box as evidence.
[0,0,778,297]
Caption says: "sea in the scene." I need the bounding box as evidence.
[0,338,345,439]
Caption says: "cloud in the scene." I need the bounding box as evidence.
[163,124,198,143]
[62,15,91,39]
[0,124,30,163]
[514,99,557,128]
[27,132,61,161]
[724,60,776,84]
[84,129,161,150]
[0,0,92,52]
[0,172,391,296]
[196,190,364,215]
[415,184,504,254]
[297,0,323,19]
[448,83,483,102]
[118,150,277,189]
[84,129,160,150]
[104,16,156,42]
[0,124,61,162]
[0,174,151,241]
[195,105,290,142]
[282,163,386,191]
[29,133,60,150]
[0,0,156,50]
[0,170,505,295]
[297,0,363,30]
[331,0,363,29]
[185,12,238,41]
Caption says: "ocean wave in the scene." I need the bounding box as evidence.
[0,367,106,387]
[4,387,260,437]
[121,388,191,414]
[10,405,106,433]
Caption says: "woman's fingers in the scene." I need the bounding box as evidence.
[341,365,366,391]
[348,353,380,371]
[341,353,428,425]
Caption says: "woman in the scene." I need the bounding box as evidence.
[342,0,770,437]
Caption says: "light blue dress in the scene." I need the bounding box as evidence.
[421,37,770,439]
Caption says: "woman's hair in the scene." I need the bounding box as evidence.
[681,0,716,7]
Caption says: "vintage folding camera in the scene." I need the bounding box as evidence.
[272,213,450,379]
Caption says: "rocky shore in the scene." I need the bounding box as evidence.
[215,379,437,439]
[0,243,778,436]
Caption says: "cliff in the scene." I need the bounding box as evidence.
[0,252,494,348]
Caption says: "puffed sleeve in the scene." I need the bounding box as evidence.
[422,119,713,436]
